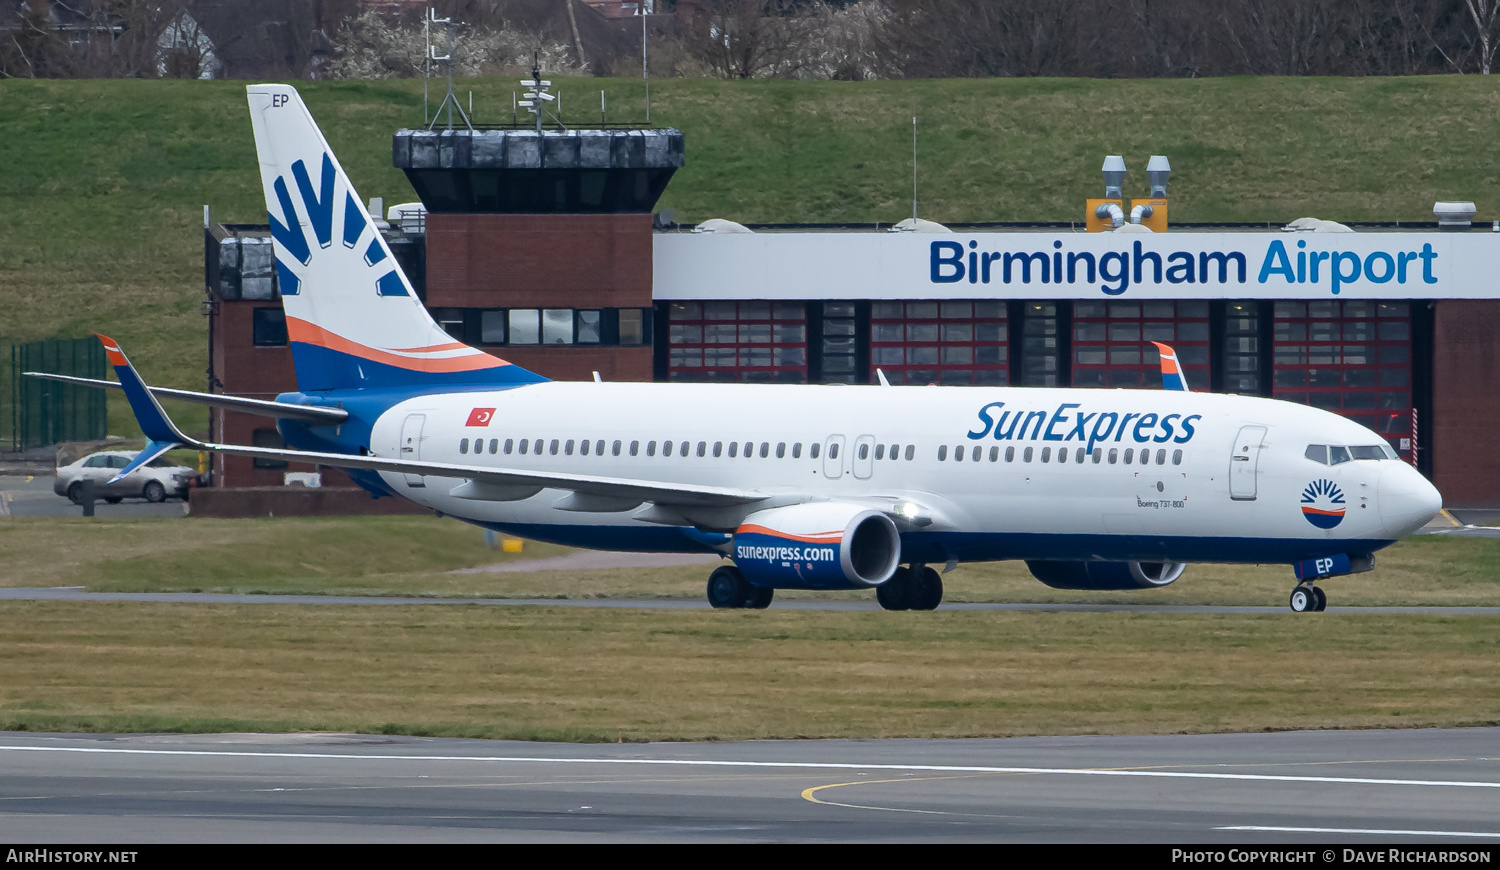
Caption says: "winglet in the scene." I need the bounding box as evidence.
[1151,341,1190,391]
[95,335,199,483]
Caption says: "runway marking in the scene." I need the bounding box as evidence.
[1090,757,1469,772]
[4,744,1500,791]
[800,775,981,815]
[1219,826,1500,839]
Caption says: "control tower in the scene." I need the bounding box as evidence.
[391,81,684,382]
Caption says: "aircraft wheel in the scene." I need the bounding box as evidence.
[707,566,749,609]
[746,585,774,609]
[1289,586,1315,613]
[1312,586,1328,612]
[876,566,913,611]
[912,566,944,611]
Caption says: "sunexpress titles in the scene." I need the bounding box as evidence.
[930,238,1439,295]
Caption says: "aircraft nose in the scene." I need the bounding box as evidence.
[1378,462,1443,538]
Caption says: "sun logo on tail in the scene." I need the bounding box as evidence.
[1300,478,1346,529]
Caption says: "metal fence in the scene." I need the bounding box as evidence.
[2,338,107,452]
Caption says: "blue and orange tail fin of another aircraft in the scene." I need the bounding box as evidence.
[1151,341,1190,391]
[245,84,547,393]
[96,334,191,484]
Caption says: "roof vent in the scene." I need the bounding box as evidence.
[693,218,753,234]
[1101,155,1126,199]
[1434,201,1476,230]
[889,218,951,233]
[1283,217,1355,234]
[1146,155,1171,197]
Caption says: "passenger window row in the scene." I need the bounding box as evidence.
[457,436,917,461]
[454,437,929,463]
[1305,443,1398,464]
[939,444,1184,466]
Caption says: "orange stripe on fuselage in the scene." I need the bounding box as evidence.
[735,524,844,544]
[1301,506,1346,517]
[286,317,509,374]
[392,340,469,353]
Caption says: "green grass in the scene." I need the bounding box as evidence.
[0,602,1494,741]
[4,76,1500,431]
[1,514,1498,607]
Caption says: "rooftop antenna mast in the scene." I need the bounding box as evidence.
[424,8,472,131]
[642,2,650,124]
[912,112,918,223]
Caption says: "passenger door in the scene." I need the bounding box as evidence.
[77,455,112,494]
[1229,425,1267,500]
[401,414,426,487]
[822,435,846,480]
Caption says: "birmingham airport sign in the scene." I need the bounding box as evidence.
[652,232,1500,300]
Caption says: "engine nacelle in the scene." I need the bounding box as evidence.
[733,503,900,590]
[1026,559,1186,590]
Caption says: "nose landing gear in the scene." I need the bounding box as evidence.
[1289,583,1327,613]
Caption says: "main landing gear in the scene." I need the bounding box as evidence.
[1288,583,1328,613]
[706,565,773,610]
[876,564,943,611]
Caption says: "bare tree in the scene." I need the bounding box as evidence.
[1463,0,1500,72]
[869,0,1083,78]
[683,0,811,79]
[326,9,580,79]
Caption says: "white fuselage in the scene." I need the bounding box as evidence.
[362,382,1440,565]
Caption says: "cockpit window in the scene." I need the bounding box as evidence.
[1307,443,1398,464]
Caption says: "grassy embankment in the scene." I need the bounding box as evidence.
[2,514,1498,607]
[3,76,1499,435]
[0,601,1495,741]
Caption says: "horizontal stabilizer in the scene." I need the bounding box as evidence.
[108,439,178,485]
[23,372,348,424]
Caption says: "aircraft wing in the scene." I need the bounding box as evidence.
[22,372,348,425]
[94,334,764,509]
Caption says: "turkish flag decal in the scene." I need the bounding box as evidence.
[466,407,496,427]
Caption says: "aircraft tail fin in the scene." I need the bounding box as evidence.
[1151,341,1190,391]
[245,84,546,392]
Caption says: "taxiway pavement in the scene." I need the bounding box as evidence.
[2,729,1498,842]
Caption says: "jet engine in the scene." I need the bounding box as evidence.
[1025,559,1186,590]
[732,503,900,590]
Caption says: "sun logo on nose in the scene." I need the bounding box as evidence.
[1300,478,1346,529]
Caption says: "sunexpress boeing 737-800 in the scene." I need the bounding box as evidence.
[34,85,1444,613]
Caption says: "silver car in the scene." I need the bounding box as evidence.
[53,450,195,504]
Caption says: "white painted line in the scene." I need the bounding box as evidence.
[1219,825,1500,839]
[2,745,1499,790]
